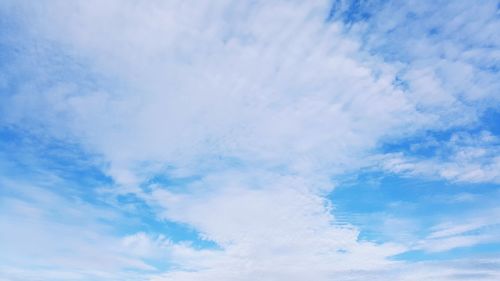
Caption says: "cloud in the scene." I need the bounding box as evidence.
[142,171,405,279]
[0,0,425,183]
[415,207,500,253]
[0,0,499,280]
[0,176,168,281]
[396,258,500,281]
[382,131,500,183]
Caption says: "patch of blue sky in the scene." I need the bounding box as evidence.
[327,0,388,24]
[109,187,218,249]
[130,206,220,250]
[392,242,500,262]
[332,172,495,220]
[144,174,203,189]
[378,108,500,159]
[0,126,219,251]
[330,171,500,261]
[482,108,500,135]
[0,126,111,194]
[340,0,500,72]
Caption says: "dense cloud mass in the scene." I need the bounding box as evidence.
[0,1,499,280]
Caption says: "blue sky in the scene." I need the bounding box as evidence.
[0,1,499,280]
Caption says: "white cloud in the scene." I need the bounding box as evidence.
[1,0,426,183]
[135,171,404,280]
[396,258,500,281]
[414,207,500,253]
[0,1,499,280]
[0,177,168,281]
[382,131,500,183]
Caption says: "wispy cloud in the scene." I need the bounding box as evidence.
[0,0,499,280]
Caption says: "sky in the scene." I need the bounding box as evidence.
[0,0,499,280]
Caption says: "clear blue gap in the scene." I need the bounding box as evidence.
[0,126,220,251]
[329,171,500,261]
[391,242,500,262]
[326,0,388,24]
[379,111,500,159]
